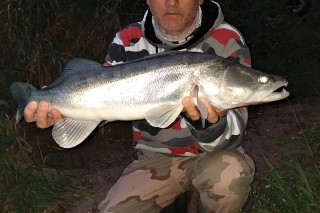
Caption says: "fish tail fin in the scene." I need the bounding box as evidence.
[10,82,37,123]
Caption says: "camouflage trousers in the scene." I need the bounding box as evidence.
[98,146,255,213]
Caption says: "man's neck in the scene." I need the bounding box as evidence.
[153,7,202,43]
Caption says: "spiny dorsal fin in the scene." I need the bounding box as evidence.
[49,58,102,87]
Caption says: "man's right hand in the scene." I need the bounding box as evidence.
[24,101,63,128]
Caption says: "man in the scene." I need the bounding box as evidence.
[24,0,255,212]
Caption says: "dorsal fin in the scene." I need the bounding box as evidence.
[48,58,102,87]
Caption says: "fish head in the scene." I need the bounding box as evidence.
[200,63,290,109]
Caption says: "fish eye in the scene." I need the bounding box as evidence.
[258,75,269,84]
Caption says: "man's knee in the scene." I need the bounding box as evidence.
[192,150,254,212]
[193,149,254,196]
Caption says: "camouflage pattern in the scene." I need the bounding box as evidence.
[98,147,255,213]
[99,0,255,212]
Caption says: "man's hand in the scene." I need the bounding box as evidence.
[24,101,63,128]
[182,96,226,124]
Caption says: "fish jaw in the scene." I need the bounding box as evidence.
[226,81,290,108]
[249,81,289,103]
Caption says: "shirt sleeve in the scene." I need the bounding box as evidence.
[104,33,127,66]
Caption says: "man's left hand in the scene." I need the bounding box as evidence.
[182,96,226,124]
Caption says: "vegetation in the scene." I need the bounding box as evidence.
[0,0,145,212]
[0,108,75,212]
[252,153,320,213]
[0,0,319,212]
[251,121,320,213]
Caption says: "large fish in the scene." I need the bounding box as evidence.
[10,51,289,148]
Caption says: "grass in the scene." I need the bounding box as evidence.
[249,100,320,213]
[0,147,74,213]
[251,150,320,213]
[0,108,75,212]
[0,0,319,212]
[0,0,145,211]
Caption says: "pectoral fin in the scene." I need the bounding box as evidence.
[191,85,208,128]
[52,118,100,148]
[145,104,184,128]
[197,98,208,128]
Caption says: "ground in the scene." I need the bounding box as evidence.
[42,97,319,213]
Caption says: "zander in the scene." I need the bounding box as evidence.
[10,51,289,148]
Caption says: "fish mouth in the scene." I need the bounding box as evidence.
[250,81,290,104]
[262,81,289,101]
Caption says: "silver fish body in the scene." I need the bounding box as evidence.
[10,51,289,148]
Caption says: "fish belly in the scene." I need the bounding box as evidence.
[57,102,179,122]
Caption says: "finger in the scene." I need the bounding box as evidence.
[183,96,200,121]
[201,100,220,123]
[200,99,227,124]
[36,101,53,128]
[215,108,227,117]
[49,108,63,124]
[24,101,38,122]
